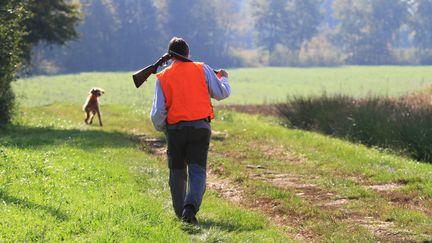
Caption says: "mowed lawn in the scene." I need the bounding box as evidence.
[14,66,432,107]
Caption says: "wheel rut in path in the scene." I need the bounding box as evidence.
[134,133,420,242]
[243,167,418,242]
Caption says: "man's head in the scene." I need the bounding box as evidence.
[168,37,189,58]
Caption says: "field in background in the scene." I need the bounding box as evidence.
[14,66,432,107]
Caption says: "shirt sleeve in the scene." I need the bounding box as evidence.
[204,64,231,101]
[150,79,167,132]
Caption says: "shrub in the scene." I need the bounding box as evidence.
[299,37,343,66]
[0,3,26,124]
[277,94,432,163]
[0,83,16,125]
[268,45,299,66]
[391,48,419,65]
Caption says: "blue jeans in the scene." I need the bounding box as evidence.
[166,127,210,218]
[169,164,207,218]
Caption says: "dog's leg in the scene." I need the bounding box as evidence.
[96,109,103,127]
[84,111,90,124]
[89,111,95,124]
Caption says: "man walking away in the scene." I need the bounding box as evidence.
[150,37,231,224]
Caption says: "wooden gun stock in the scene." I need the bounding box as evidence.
[133,53,171,88]
[132,64,156,88]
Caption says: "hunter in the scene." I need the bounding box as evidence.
[150,37,231,224]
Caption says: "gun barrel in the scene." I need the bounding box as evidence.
[133,52,220,88]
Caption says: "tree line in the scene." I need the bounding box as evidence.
[33,0,239,73]
[31,0,432,74]
[251,0,432,66]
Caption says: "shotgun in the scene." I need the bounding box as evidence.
[132,50,219,88]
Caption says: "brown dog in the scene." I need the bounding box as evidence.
[83,88,104,126]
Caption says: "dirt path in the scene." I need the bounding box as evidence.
[243,168,418,242]
[134,134,310,240]
[206,173,316,242]
[134,133,424,242]
[219,104,281,117]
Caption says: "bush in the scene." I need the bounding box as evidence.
[0,84,15,125]
[229,47,267,67]
[277,94,432,163]
[268,45,299,66]
[391,48,419,65]
[0,2,26,124]
[299,37,343,66]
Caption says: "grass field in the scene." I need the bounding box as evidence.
[14,66,432,107]
[0,105,288,241]
[2,67,432,241]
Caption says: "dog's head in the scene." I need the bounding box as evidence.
[90,88,105,97]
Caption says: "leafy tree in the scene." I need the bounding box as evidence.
[411,0,432,64]
[332,0,408,64]
[163,0,232,67]
[36,0,162,72]
[0,0,80,124]
[112,0,162,69]
[50,0,121,72]
[33,0,242,72]
[22,0,80,53]
[251,0,323,53]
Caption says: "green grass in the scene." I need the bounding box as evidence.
[0,125,187,241]
[4,68,432,241]
[213,111,432,195]
[14,66,432,107]
[0,105,289,241]
[209,111,432,241]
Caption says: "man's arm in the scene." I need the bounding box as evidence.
[150,79,167,132]
[204,64,231,101]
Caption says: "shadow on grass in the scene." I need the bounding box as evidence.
[0,190,68,221]
[0,125,132,150]
[200,218,263,232]
[182,218,264,235]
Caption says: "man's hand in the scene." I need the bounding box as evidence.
[217,69,228,78]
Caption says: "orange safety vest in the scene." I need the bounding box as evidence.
[156,61,214,125]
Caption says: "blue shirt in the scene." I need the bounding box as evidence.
[150,63,231,132]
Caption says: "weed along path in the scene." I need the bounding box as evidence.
[138,110,432,242]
